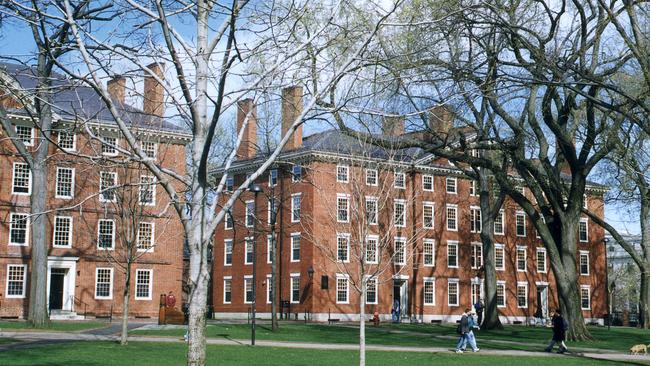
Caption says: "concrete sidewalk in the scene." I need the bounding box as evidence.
[2,330,649,363]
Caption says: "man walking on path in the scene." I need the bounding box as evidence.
[474,299,484,325]
[544,309,569,354]
[461,311,480,352]
[455,309,471,353]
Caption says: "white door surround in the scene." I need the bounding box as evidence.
[47,256,78,312]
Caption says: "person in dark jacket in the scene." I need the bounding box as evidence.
[545,309,568,353]
[474,299,484,325]
[455,309,471,353]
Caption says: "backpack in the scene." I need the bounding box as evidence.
[562,318,569,331]
[456,323,462,334]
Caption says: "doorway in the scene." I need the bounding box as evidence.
[536,285,549,319]
[392,280,408,319]
[49,268,66,311]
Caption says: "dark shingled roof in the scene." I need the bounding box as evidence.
[0,62,189,134]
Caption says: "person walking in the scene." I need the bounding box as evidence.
[462,311,481,352]
[474,299,484,326]
[455,309,471,353]
[544,309,569,353]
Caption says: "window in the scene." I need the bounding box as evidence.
[99,171,117,202]
[423,239,435,267]
[55,167,74,199]
[536,248,547,273]
[244,276,253,304]
[102,136,118,156]
[394,172,406,189]
[446,177,457,194]
[516,212,526,237]
[291,193,301,222]
[337,233,350,262]
[291,234,301,262]
[579,218,588,242]
[516,246,527,272]
[245,200,255,227]
[9,213,29,246]
[447,241,458,268]
[494,209,505,235]
[290,274,300,303]
[446,204,458,231]
[95,268,113,299]
[336,275,349,304]
[15,125,33,146]
[366,235,378,264]
[225,212,234,230]
[517,282,528,308]
[225,175,234,192]
[495,244,505,270]
[269,169,278,187]
[471,242,483,269]
[422,174,434,191]
[53,216,72,248]
[471,280,482,305]
[366,169,378,186]
[97,219,115,250]
[12,162,31,195]
[135,223,154,252]
[496,281,506,307]
[448,279,459,306]
[580,286,591,310]
[268,198,278,225]
[141,141,156,159]
[366,277,378,304]
[394,199,406,227]
[336,165,349,183]
[423,202,434,229]
[292,165,302,182]
[470,207,481,233]
[6,264,27,298]
[245,238,254,264]
[58,131,76,151]
[337,194,350,223]
[366,197,378,225]
[394,237,406,265]
[580,251,589,275]
[267,236,274,264]
[223,277,232,304]
[469,180,477,196]
[139,176,156,205]
[266,275,273,304]
[424,278,435,305]
[223,239,233,265]
[135,269,153,300]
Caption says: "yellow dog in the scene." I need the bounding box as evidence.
[629,344,647,355]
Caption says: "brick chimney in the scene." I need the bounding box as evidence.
[107,76,126,104]
[382,115,405,136]
[281,86,303,151]
[428,105,453,135]
[236,98,257,160]
[143,63,165,117]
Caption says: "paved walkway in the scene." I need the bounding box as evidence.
[1,329,649,363]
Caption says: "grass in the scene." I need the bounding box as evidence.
[131,322,650,353]
[0,338,19,345]
[0,320,107,332]
[0,341,647,366]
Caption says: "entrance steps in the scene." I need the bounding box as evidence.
[50,310,85,321]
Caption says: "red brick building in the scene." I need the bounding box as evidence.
[0,62,189,319]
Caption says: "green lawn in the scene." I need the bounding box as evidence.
[0,341,645,366]
[0,320,106,332]
[0,338,19,345]
[131,322,650,353]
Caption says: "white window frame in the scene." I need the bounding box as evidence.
[448,278,459,307]
[139,175,156,206]
[337,233,351,263]
[365,276,378,305]
[244,237,253,265]
[94,267,114,300]
[99,171,118,203]
[9,213,29,246]
[423,202,434,229]
[336,274,350,304]
[471,242,483,269]
[12,162,31,195]
[580,285,591,310]
[337,194,350,223]
[269,169,278,187]
[58,131,76,152]
[516,282,528,308]
[579,218,589,242]
[516,245,527,272]
[536,247,547,273]
[292,165,302,182]
[266,274,273,304]
[422,174,434,191]
[470,206,481,233]
[224,239,233,266]
[446,204,458,232]
[223,276,232,304]
[365,196,378,225]
[496,280,506,308]
[494,209,505,235]
[267,235,274,264]
[394,171,406,189]
[516,211,526,237]
[225,175,234,192]
[136,222,155,252]
[102,136,119,156]
[469,180,477,196]
[291,193,301,223]
[141,141,157,159]
[336,164,349,183]
[244,275,253,304]
[97,219,115,250]
[245,200,255,228]
[447,240,459,268]
[55,167,75,199]
[268,197,277,225]
[225,212,234,230]
[291,233,301,262]
[423,239,435,267]
[15,125,34,146]
[495,243,505,271]
[423,277,436,306]
[52,216,73,248]
[134,269,153,300]
[290,273,300,304]
[394,199,406,228]
[5,264,27,298]
[579,250,590,276]
[394,237,406,265]
[365,235,379,264]
[365,169,378,186]
[446,177,457,194]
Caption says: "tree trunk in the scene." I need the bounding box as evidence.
[121,264,131,345]
[186,216,210,366]
[359,286,366,366]
[639,269,650,329]
[271,230,278,331]
[478,169,502,330]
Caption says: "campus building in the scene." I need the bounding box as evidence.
[0,62,190,319]
[212,87,607,324]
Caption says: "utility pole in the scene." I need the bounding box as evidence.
[249,184,262,345]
